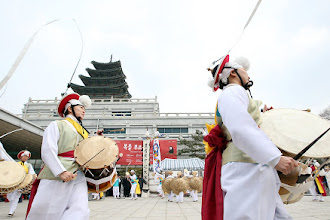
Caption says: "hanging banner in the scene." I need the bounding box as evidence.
[150,139,177,164]
[153,139,161,182]
[115,140,143,165]
[115,139,177,165]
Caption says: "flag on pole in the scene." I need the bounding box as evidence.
[153,138,162,182]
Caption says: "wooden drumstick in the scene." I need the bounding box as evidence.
[116,153,123,162]
[63,148,105,182]
[73,148,106,174]
[293,127,330,160]
[107,128,125,133]
[285,127,330,184]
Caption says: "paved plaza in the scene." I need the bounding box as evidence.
[0,195,329,220]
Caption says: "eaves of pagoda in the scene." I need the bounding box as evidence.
[79,75,126,86]
[91,60,121,70]
[85,67,125,78]
[69,83,132,98]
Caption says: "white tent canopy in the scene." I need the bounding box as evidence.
[160,158,205,170]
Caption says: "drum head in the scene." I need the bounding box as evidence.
[260,109,330,158]
[0,161,26,188]
[18,173,33,189]
[75,136,119,169]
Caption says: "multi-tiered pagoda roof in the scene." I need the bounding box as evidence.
[69,59,131,99]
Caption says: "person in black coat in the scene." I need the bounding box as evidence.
[122,174,131,197]
[138,175,147,197]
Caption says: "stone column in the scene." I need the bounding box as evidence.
[142,139,150,197]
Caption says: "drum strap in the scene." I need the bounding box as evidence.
[18,161,29,174]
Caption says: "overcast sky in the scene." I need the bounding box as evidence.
[1,0,329,116]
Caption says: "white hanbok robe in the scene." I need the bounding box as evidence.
[155,174,165,198]
[130,174,138,198]
[27,119,89,220]
[218,84,292,220]
[0,141,14,161]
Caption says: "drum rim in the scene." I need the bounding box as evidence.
[74,136,119,169]
[0,185,21,195]
[280,192,304,204]
[18,173,33,189]
[260,108,330,158]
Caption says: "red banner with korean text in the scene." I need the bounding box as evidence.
[115,140,143,165]
[115,140,177,165]
[150,139,177,164]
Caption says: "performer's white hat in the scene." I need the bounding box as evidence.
[208,55,250,91]
[130,170,135,173]
[208,55,229,92]
[17,150,31,159]
[57,93,91,117]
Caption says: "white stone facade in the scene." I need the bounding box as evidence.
[22,96,215,142]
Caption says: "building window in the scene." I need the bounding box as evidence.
[103,128,126,134]
[112,111,131,116]
[158,127,188,133]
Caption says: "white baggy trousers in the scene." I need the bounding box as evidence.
[130,184,137,198]
[113,186,120,198]
[7,190,21,214]
[27,171,89,220]
[221,162,292,220]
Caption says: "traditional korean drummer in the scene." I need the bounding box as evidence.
[26,93,92,220]
[203,55,299,220]
[7,150,35,217]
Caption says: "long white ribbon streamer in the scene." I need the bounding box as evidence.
[0,20,58,90]
[208,0,263,68]
[0,128,24,139]
[0,19,83,92]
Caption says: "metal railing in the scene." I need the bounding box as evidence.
[102,133,193,139]
[25,97,158,104]
[18,111,214,119]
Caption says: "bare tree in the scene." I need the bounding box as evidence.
[319,105,330,120]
